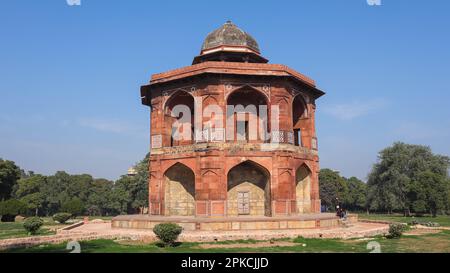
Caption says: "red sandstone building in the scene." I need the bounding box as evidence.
[140,21,325,218]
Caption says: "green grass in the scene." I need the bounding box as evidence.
[4,230,450,253]
[0,216,115,240]
[358,214,450,227]
[0,222,55,240]
[2,214,449,253]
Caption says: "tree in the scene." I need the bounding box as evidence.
[367,142,450,215]
[129,153,149,213]
[0,159,21,201]
[61,198,84,217]
[0,199,27,222]
[13,175,46,216]
[345,177,367,211]
[86,178,114,216]
[41,171,73,216]
[110,176,133,214]
[319,169,349,211]
[410,171,448,217]
[108,153,150,215]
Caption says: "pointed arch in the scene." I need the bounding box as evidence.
[164,90,195,146]
[227,160,271,216]
[226,87,270,143]
[292,93,309,147]
[292,93,308,124]
[226,85,269,104]
[295,163,312,214]
[163,162,195,216]
[163,89,195,112]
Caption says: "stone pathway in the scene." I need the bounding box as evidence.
[0,221,390,250]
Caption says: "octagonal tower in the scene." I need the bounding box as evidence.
[141,21,325,217]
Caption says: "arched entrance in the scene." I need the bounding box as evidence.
[227,161,271,216]
[163,163,195,216]
[296,164,312,213]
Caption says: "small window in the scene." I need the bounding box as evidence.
[294,129,302,146]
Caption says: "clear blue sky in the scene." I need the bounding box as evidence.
[1,0,449,181]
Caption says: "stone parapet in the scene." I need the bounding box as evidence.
[151,142,318,157]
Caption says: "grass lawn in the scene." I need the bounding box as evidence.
[0,217,67,240]
[358,214,450,227]
[0,215,116,240]
[3,230,450,253]
[0,222,54,240]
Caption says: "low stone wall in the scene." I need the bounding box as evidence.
[0,214,370,251]
[111,214,359,231]
[0,232,98,250]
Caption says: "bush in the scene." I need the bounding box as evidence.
[387,223,407,239]
[23,217,44,235]
[53,213,72,224]
[153,223,182,246]
[0,199,27,222]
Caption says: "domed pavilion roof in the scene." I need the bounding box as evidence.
[201,21,260,53]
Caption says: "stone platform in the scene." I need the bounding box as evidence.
[112,213,357,231]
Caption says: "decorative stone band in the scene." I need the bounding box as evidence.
[150,200,302,217]
[151,142,318,156]
[151,130,305,150]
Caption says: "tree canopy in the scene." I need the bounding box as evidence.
[319,169,366,212]
[367,142,450,216]
[0,159,21,201]
[0,153,150,218]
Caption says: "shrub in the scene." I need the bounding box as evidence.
[23,217,44,235]
[0,199,27,222]
[387,223,407,239]
[153,223,182,246]
[53,213,72,224]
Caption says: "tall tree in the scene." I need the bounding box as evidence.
[319,169,349,211]
[41,171,72,215]
[86,178,114,216]
[0,159,21,201]
[367,142,450,215]
[410,171,448,216]
[345,177,367,211]
[110,176,132,214]
[130,153,149,213]
[13,175,46,216]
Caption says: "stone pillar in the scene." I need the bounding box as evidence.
[310,157,321,213]
[149,159,163,215]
